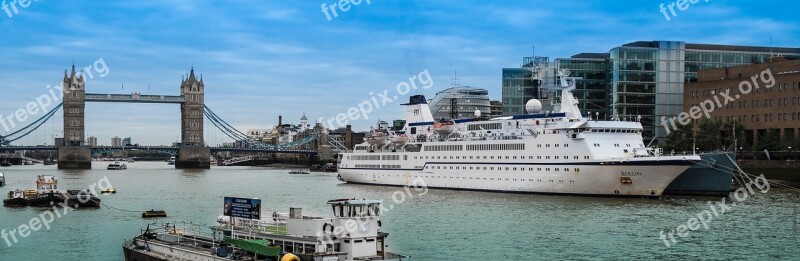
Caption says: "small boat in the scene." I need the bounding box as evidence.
[100,188,117,194]
[3,189,26,207]
[107,162,127,170]
[127,159,135,163]
[0,172,5,187]
[43,160,56,166]
[23,161,34,165]
[288,169,310,174]
[167,156,176,165]
[142,210,167,218]
[0,162,11,167]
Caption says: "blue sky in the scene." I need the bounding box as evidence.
[0,0,798,146]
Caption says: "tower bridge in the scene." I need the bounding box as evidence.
[0,65,332,169]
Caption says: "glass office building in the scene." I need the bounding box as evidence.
[501,56,551,116]
[610,41,800,139]
[556,53,611,119]
[502,41,800,140]
[429,86,491,120]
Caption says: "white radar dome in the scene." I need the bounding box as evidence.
[525,99,543,114]
[474,110,481,118]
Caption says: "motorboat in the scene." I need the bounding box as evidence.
[107,162,128,170]
[0,172,5,187]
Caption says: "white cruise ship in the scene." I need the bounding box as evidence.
[338,69,700,197]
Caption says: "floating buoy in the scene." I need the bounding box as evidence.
[100,188,117,194]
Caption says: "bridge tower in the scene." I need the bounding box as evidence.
[176,67,210,169]
[59,65,92,169]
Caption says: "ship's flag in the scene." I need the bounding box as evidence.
[764,149,771,161]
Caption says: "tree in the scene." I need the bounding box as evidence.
[662,122,694,153]
[696,119,721,151]
[756,129,781,152]
[720,120,746,150]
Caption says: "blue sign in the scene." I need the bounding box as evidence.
[224,197,262,220]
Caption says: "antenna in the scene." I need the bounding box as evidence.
[450,70,460,87]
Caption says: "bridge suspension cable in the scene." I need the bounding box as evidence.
[0,102,63,145]
[203,105,317,150]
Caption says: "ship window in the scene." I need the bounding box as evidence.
[555,144,559,147]
[546,168,550,171]
[537,168,542,171]
[546,156,550,159]
[537,156,541,159]
[410,127,416,134]
[555,168,559,171]
[565,144,568,147]
[555,156,559,159]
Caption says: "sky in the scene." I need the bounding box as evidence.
[0,0,798,146]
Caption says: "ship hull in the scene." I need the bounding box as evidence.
[340,160,694,197]
[664,152,735,196]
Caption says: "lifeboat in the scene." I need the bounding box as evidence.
[389,132,408,144]
[365,129,389,145]
[433,119,455,133]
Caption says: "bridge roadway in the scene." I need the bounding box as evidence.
[0,145,315,154]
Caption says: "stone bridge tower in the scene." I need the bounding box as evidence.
[58,65,92,169]
[176,67,211,169]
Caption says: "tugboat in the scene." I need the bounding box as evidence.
[0,161,11,167]
[107,162,127,170]
[3,175,101,208]
[25,175,65,207]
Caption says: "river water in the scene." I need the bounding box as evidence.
[0,162,798,260]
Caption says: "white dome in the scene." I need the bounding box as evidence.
[474,110,481,118]
[525,99,543,114]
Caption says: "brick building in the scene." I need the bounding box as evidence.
[684,58,800,148]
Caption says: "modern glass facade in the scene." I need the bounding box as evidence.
[557,54,611,119]
[501,56,549,116]
[501,41,800,140]
[609,41,800,139]
[429,86,491,120]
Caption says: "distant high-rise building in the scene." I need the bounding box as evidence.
[122,137,132,146]
[429,86,491,120]
[490,100,503,118]
[87,136,97,147]
[111,136,122,147]
[502,41,800,140]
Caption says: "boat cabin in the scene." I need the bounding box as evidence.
[35,175,58,194]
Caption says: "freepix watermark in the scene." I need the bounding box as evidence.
[659,0,710,22]
[660,68,774,134]
[1,177,114,248]
[318,69,433,130]
[0,58,110,133]
[659,174,770,248]
[321,0,371,21]
[1,0,37,18]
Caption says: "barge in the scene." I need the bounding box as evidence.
[123,199,409,261]
[3,175,100,208]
